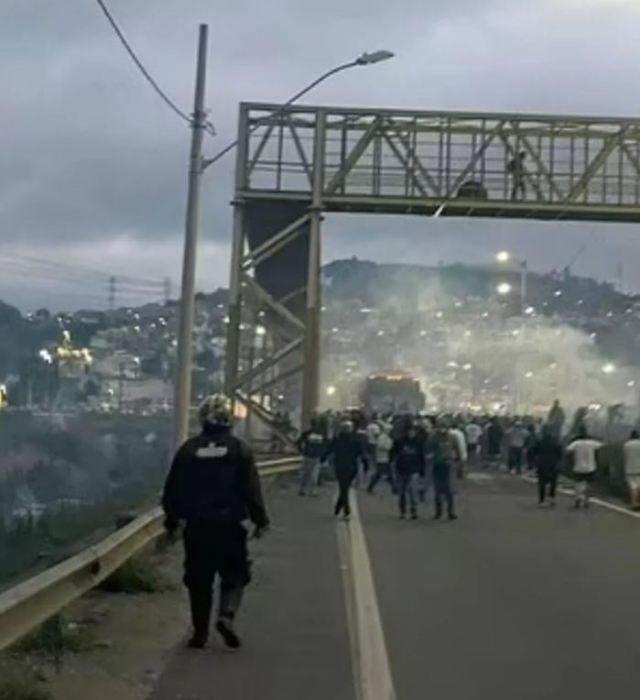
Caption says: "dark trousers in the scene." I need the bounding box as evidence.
[368,462,396,494]
[397,472,419,515]
[183,521,251,635]
[433,462,455,517]
[538,471,558,503]
[508,446,524,473]
[335,474,355,516]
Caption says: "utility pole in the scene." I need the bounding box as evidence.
[108,276,117,311]
[163,277,172,304]
[173,24,208,450]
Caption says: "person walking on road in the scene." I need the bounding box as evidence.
[367,426,395,495]
[391,424,426,520]
[506,421,528,475]
[530,425,563,507]
[566,426,602,509]
[547,400,566,440]
[296,419,326,497]
[162,394,270,651]
[485,417,504,469]
[429,420,462,521]
[449,421,468,479]
[322,420,364,521]
[623,429,640,509]
[465,420,483,466]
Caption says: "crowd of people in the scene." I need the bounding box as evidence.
[296,400,640,518]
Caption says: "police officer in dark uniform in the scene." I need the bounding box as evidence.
[163,394,270,650]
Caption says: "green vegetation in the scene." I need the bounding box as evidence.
[0,412,170,586]
[99,556,169,594]
[0,676,51,700]
[15,616,89,658]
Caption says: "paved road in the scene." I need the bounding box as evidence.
[149,479,353,700]
[360,472,640,699]
[44,472,640,699]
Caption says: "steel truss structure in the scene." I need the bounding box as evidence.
[226,102,640,428]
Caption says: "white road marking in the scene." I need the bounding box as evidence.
[336,494,397,700]
[522,475,640,519]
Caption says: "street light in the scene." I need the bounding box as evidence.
[602,363,617,375]
[497,282,513,296]
[173,25,396,449]
[202,50,395,171]
[495,251,528,315]
[326,385,337,397]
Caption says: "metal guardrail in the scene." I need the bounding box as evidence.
[0,457,300,653]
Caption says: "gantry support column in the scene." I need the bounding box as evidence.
[301,110,326,429]
[225,106,250,403]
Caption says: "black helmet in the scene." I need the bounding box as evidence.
[198,394,232,427]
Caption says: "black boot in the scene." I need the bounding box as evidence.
[188,588,213,649]
[217,587,244,649]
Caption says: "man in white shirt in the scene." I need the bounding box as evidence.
[449,423,468,478]
[367,428,395,495]
[566,427,602,509]
[465,421,483,465]
[623,430,640,509]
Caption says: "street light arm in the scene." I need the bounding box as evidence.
[202,58,379,171]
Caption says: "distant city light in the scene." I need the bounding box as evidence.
[628,380,636,388]
[464,330,472,338]
[455,301,463,308]
[326,385,337,397]
[602,363,616,375]
[607,311,614,318]
[511,329,521,337]
[496,282,512,296]
[463,363,473,371]
[332,327,339,333]
[447,361,459,369]
[524,371,534,379]
[420,330,428,337]
[496,251,511,263]
[223,316,230,324]
[360,308,373,314]
[256,325,267,337]
[549,363,557,370]
[554,290,562,297]
[525,306,535,316]
[436,311,444,319]
[482,312,490,319]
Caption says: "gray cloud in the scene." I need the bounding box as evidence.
[2,0,640,308]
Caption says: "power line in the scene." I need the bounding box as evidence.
[0,254,164,288]
[92,0,215,135]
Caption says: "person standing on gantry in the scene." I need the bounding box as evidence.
[508,150,527,201]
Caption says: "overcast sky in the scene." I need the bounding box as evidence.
[2,0,640,310]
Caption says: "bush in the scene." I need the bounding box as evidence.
[98,557,169,594]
